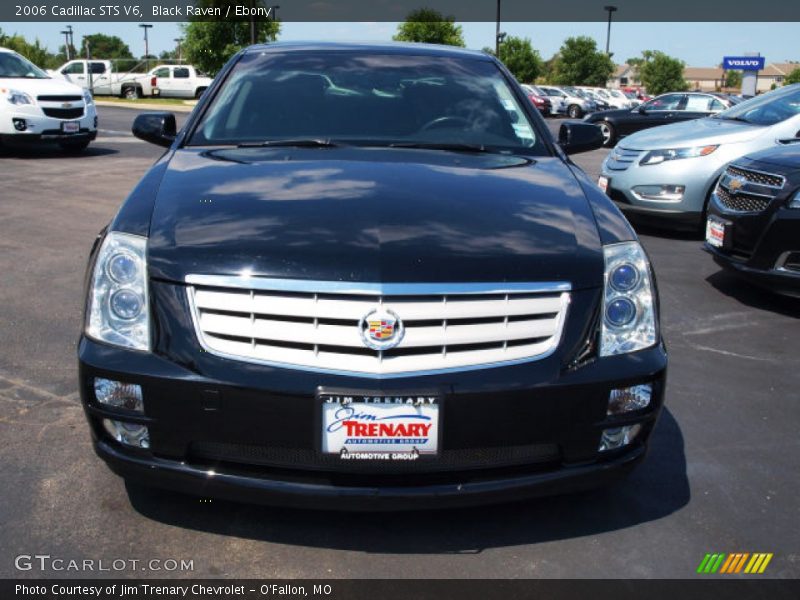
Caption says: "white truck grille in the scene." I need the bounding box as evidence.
[186,275,571,377]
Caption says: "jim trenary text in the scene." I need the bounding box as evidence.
[16,583,334,597]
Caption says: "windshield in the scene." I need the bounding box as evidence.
[0,51,48,79]
[189,50,546,154]
[714,85,800,126]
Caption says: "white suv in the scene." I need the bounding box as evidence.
[0,47,98,152]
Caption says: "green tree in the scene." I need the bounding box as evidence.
[182,0,280,75]
[82,34,133,59]
[550,36,614,86]
[724,70,742,89]
[393,8,465,47]
[0,29,57,68]
[497,36,542,83]
[635,50,689,95]
[785,68,800,85]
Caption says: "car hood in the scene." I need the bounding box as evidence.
[619,116,766,149]
[3,76,84,96]
[147,147,604,288]
[742,142,800,171]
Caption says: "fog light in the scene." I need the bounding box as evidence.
[94,378,143,412]
[632,185,685,202]
[608,384,652,415]
[103,419,150,448]
[599,424,641,452]
[12,118,27,131]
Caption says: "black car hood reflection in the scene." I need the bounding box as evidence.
[147,146,603,287]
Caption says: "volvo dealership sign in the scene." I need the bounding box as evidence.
[723,56,766,71]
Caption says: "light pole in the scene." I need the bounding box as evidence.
[60,29,71,60]
[139,23,153,68]
[66,25,74,56]
[495,0,502,56]
[174,37,184,63]
[604,5,618,55]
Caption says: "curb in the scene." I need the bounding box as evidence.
[94,100,196,113]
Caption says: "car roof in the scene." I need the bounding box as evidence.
[243,41,493,61]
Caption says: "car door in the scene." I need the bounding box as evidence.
[60,61,87,89]
[680,93,719,121]
[151,67,171,96]
[623,93,686,135]
[170,67,194,97]
[89,62,111,95]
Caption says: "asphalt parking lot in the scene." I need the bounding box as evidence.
[0,106,798,579]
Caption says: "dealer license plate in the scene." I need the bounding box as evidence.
[320,393,440,460]
[61,121,80,134]
[598,176,609,193]
[706,217,726,248]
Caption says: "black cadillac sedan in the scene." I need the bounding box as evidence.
[585,92,738,147]
[79,42,667,510]
[705,142,800,297]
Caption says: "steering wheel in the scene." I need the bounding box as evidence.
[419,116,472,132]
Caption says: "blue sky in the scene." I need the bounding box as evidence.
[2,21,797,67]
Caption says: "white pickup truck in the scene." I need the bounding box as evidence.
[49,60,212,99]
[48,59,154,99]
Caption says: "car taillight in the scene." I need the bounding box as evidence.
[151,76,157,87]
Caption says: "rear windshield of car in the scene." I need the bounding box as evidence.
[714,86,800,126]
[188,50,547,154]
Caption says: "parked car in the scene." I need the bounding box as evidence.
[48,59,154,99]
[578,88,612,111]
[539,85,594,118]
[704,141,800,297]
[78,41,666,510]
[587,92,738,147]
[148,64,213,99]
[598,84,800,230]
[521,84,552,116]
[561,87,599,116]
[535,85,567,116]
[0,47,98,152]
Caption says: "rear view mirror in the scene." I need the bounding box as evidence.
[558,122,604,155]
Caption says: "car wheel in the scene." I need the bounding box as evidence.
[568,104,583,119]
[122,86,140,100]
[599,121,616,147]
[59,140,90,153]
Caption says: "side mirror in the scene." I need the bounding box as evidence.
[637,106,648,114]
[558,122,604,155]
[132,112,177,148]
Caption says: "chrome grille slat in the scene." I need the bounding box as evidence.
[187,277,571,377]
[715,165,784,214]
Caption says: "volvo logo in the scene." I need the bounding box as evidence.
[359,308,404,351]
[727,176,747,194]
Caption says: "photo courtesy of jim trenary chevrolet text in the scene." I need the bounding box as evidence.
[0,0,799,598]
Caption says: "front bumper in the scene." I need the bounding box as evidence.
[79,282,667,510]
[0,103,97,144]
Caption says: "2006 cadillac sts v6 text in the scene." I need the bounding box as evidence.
[78,42,667,509]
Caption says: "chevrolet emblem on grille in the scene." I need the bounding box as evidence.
[727,176,746,194]
[61,102,72,108]
[359,308,404,351]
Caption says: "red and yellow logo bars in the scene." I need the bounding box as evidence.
[697,553,773,574]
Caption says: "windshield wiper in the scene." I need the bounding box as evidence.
[236,138,340,148]
[387,141,492,153]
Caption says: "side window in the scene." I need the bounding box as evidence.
[154,67,170,78]
[685,95,713,111]
[646,94,684,111]
[90,62,106,75]
[709,98,726,112]
[62,62,84,75]
[173,67,190,79]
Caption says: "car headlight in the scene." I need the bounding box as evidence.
[600,241,657,356]
[788,189,800,208]
[83,89,94,105]
[639,145,718,166]
[86,231,150,351]
[5,88,34,106]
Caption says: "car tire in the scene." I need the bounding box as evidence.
[599,121,616,147]
[568,104,583,119]
[59,140,90,153]
[122,86,140,100]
